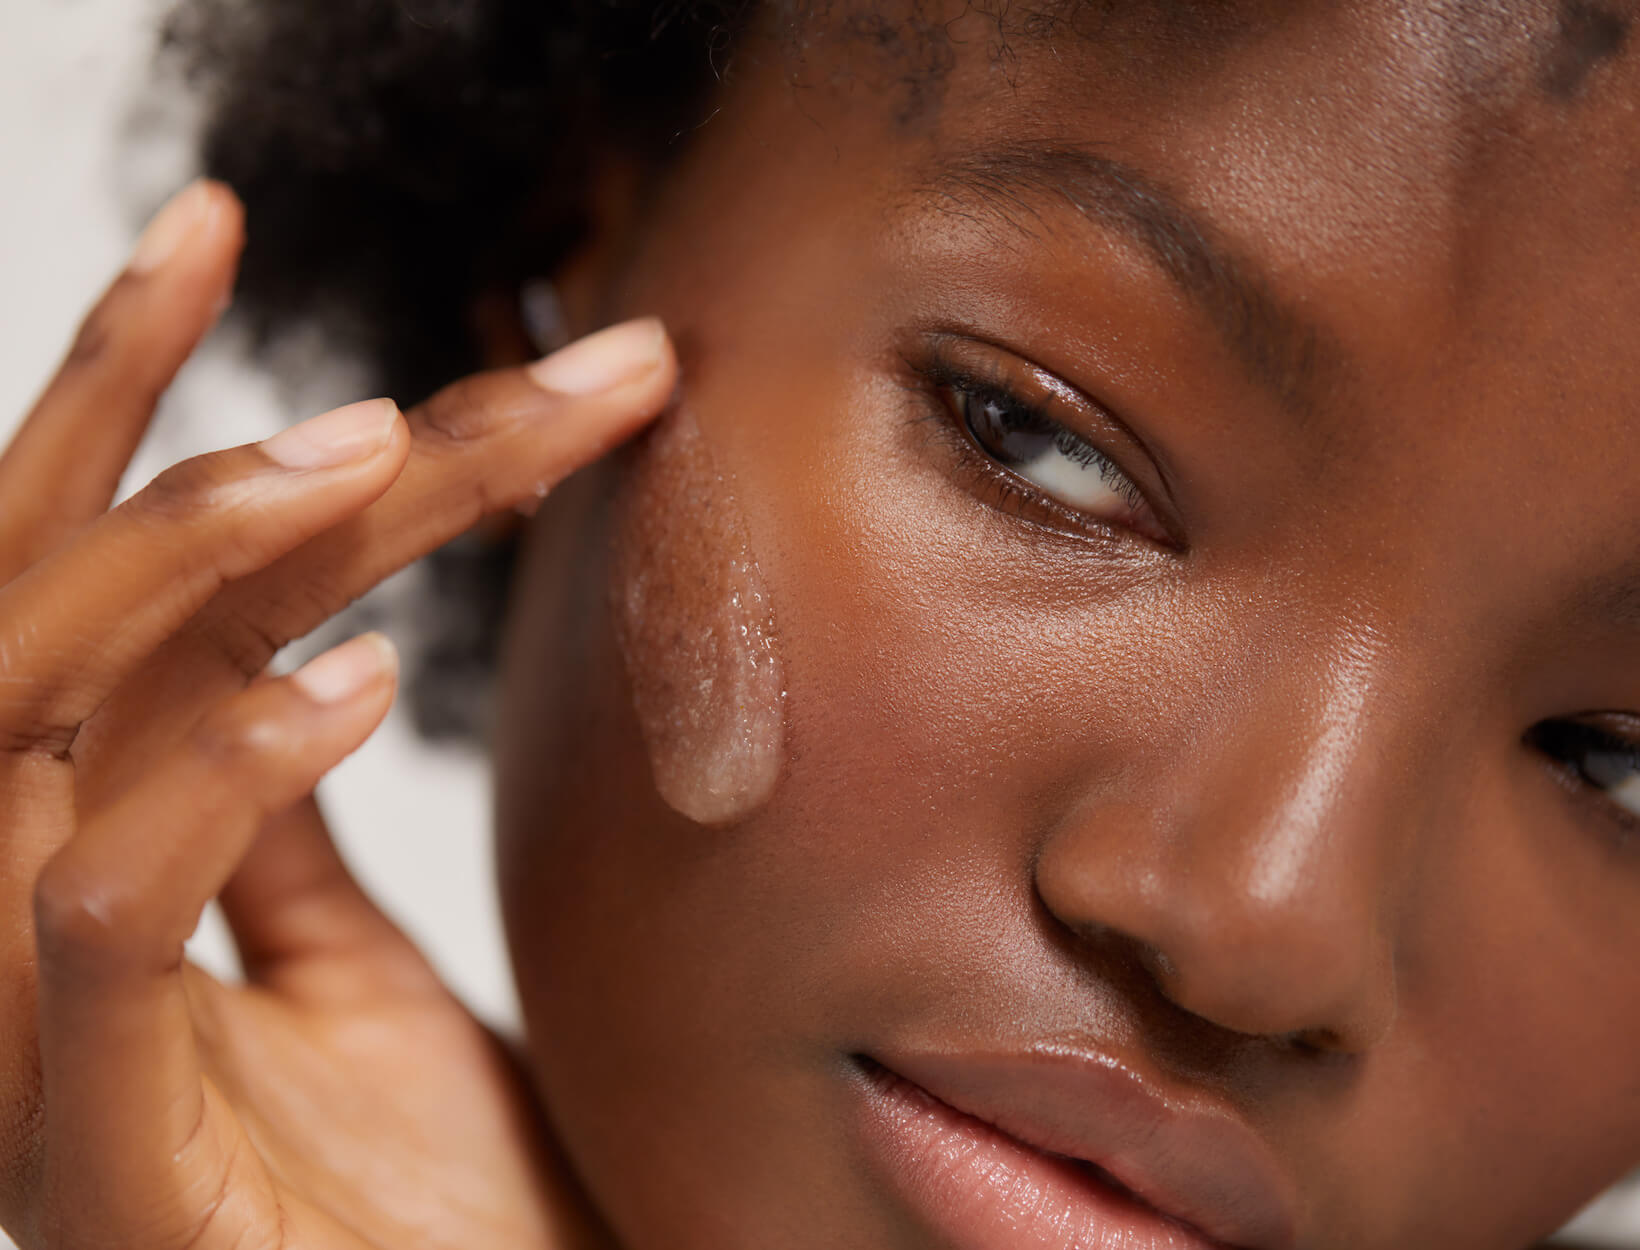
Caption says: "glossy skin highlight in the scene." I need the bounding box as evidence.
[609,408,786,825]
[493,3,1640,1247]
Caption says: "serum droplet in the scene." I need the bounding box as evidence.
[610,410,787,825]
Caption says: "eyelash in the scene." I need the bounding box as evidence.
[1527,719,1640,843]
[907,346,1160,546]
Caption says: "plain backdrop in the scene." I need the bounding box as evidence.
[0,2,1634,1246]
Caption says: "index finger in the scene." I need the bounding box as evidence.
[75,317,677,806]
[0,181,242,573]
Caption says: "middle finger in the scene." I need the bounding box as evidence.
[75,318,676,808]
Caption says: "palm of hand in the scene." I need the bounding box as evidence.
[186,959,564,1250]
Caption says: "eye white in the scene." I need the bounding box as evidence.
[1586,745,1640,818]
[962,393,1133,519]
[1012,443,1129,515]
[1611,775,1640,818]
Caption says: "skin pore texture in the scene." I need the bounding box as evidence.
[608,408,787,825]
[488,2,1640,1247]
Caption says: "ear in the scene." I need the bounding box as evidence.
[470,157,650,370]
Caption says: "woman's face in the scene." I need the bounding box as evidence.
[493,3,1640,1246]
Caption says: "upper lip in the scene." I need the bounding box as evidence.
[872,1044,1299,1250]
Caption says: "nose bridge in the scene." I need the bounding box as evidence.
[1232,625,1391,914]
[1037,619,1418,1051]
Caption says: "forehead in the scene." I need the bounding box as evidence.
[792,0,1640,276]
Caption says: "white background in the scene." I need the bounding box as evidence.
[0,1,1634,1245]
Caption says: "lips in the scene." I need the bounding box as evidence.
[853,1046,1298,1250]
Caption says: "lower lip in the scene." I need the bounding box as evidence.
[851,1059,1225,1250]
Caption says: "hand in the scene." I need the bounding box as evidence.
[0,180,675,1249]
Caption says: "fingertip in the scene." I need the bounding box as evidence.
[527,316,673,396]
[127,177,245,280]
[128,180,211,275]
[290,632,399,706]
[197,177,244,220]
[260,397,402,472]
[202,178,248,261]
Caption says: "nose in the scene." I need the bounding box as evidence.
[1034,637,1407,1053]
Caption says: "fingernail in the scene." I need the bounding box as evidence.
[129,180,216,275]
[527,317,667,395]
[292,633,398,704]
[261,398,400,470]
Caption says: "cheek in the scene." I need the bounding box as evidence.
[609,409,789,825]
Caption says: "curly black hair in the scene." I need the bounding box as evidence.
[158,1,762,738]
[162,1,757,405]
[159,0,1215,403]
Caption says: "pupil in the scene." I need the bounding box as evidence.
[1531,721,1640,794]
[971,395,1054,468]
[1583,742,1638,791]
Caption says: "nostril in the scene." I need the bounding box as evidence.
[1282,1028,1345,1057]
[1032,794,1400,1054]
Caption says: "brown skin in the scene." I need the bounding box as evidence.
[494,4,1640,1249]
[0,180,677,1250]
[3,3,1638,1249]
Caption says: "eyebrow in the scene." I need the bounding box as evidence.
[1570,556,1640,634]
[1542,0,1631,98]
[917,142,1342,416]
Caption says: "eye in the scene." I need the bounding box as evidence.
[951,387,1147,522]
[1527,719,1640,824]
[905,335,1179,547]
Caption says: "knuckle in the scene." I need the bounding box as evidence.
[50,277,169,413]
[63,294,122,370]
[126,455,292,589]
[415,372,533,446]
[187,699,294,773]
[131,454,238,524]
[0,648,81,760]
[0,718,79,762]
[33,856,126,967]
[188,596,302,680]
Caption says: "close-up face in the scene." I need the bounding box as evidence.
[492,3,1640,1247]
